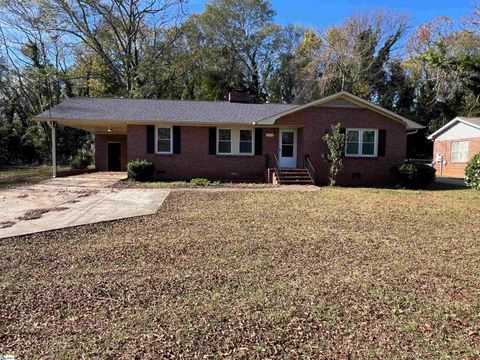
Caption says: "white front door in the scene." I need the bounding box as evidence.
[279,129,297,168]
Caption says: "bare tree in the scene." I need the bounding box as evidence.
[296,10,409,101]
[1,0,187,96]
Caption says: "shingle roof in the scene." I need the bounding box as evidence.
[35,97,298,124]
[258,91,424,131]
[35,92,424,132]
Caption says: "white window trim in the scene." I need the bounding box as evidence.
[217,127,255,156]
[451,141,469,163]
[345,128,378,157]
[155,125,173,154]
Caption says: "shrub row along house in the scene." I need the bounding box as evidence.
[35,92,424,186]
[428,117,480,178]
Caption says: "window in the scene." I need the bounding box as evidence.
[451,141,469,162]
[345,129,378,157]
[217,128,255,155]
[346,130,359,155]
[281,131,294,157]
[362,130,376,156]
[218,129,232,154]
[239,129,253,154]
[156,126,172,154]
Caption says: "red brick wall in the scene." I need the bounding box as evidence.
[95,134,128,171]
[124,106,408,185]
[128,125,276,182]
[276,106,407,186]
[433,137,480,178]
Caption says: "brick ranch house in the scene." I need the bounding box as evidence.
[35,91,423,186]
[428,117,480,178]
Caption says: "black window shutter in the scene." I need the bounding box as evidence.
[147,125,155,154]
[173,126,181,154]
[254,128,263,155]
[209,127,216,155]
[378,129,386,156]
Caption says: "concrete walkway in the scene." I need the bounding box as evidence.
[0,172,169,239]
[435,176,467,187]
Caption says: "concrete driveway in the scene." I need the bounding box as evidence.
[435,176,467,187]
[0,172,169,239]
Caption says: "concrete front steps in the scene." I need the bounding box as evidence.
[277,168,314,185]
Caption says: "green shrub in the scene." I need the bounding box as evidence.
[127,159,155,181]
[190,178,209,186]
[391,161,436,189]
[465,153,480,190]
[70,149,93,169]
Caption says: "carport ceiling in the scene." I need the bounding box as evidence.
[54,119,127,134]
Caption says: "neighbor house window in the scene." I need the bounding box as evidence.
[345,129,378,157]
[156,126,172,154]
[218,129,232,154]
[239,129,253,154]
[451,141,469,162]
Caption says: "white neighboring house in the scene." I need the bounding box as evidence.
[428,117,480,178]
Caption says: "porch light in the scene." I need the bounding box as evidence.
[107,127,112,132]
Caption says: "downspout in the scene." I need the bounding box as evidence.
[47,121,56,178]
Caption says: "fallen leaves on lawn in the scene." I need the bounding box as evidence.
[1,187,479,358]
[16,206,69,221]
[0,221,15,229]
[75,189,100,197]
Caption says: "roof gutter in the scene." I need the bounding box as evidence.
[34,116,285,128]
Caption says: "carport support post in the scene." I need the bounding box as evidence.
[47,121,56,178]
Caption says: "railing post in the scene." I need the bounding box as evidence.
[304,155,315,184]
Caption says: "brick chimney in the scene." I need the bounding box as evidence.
[228,91,251,104]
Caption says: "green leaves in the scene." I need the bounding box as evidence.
[322,123,345,186]
[465,153,480,190]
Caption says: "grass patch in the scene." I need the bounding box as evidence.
[0,166,69,190]
[0,187,479,358]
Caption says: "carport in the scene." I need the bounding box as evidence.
[36,114,128,177]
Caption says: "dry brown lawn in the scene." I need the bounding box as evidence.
[1,187,479,359]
